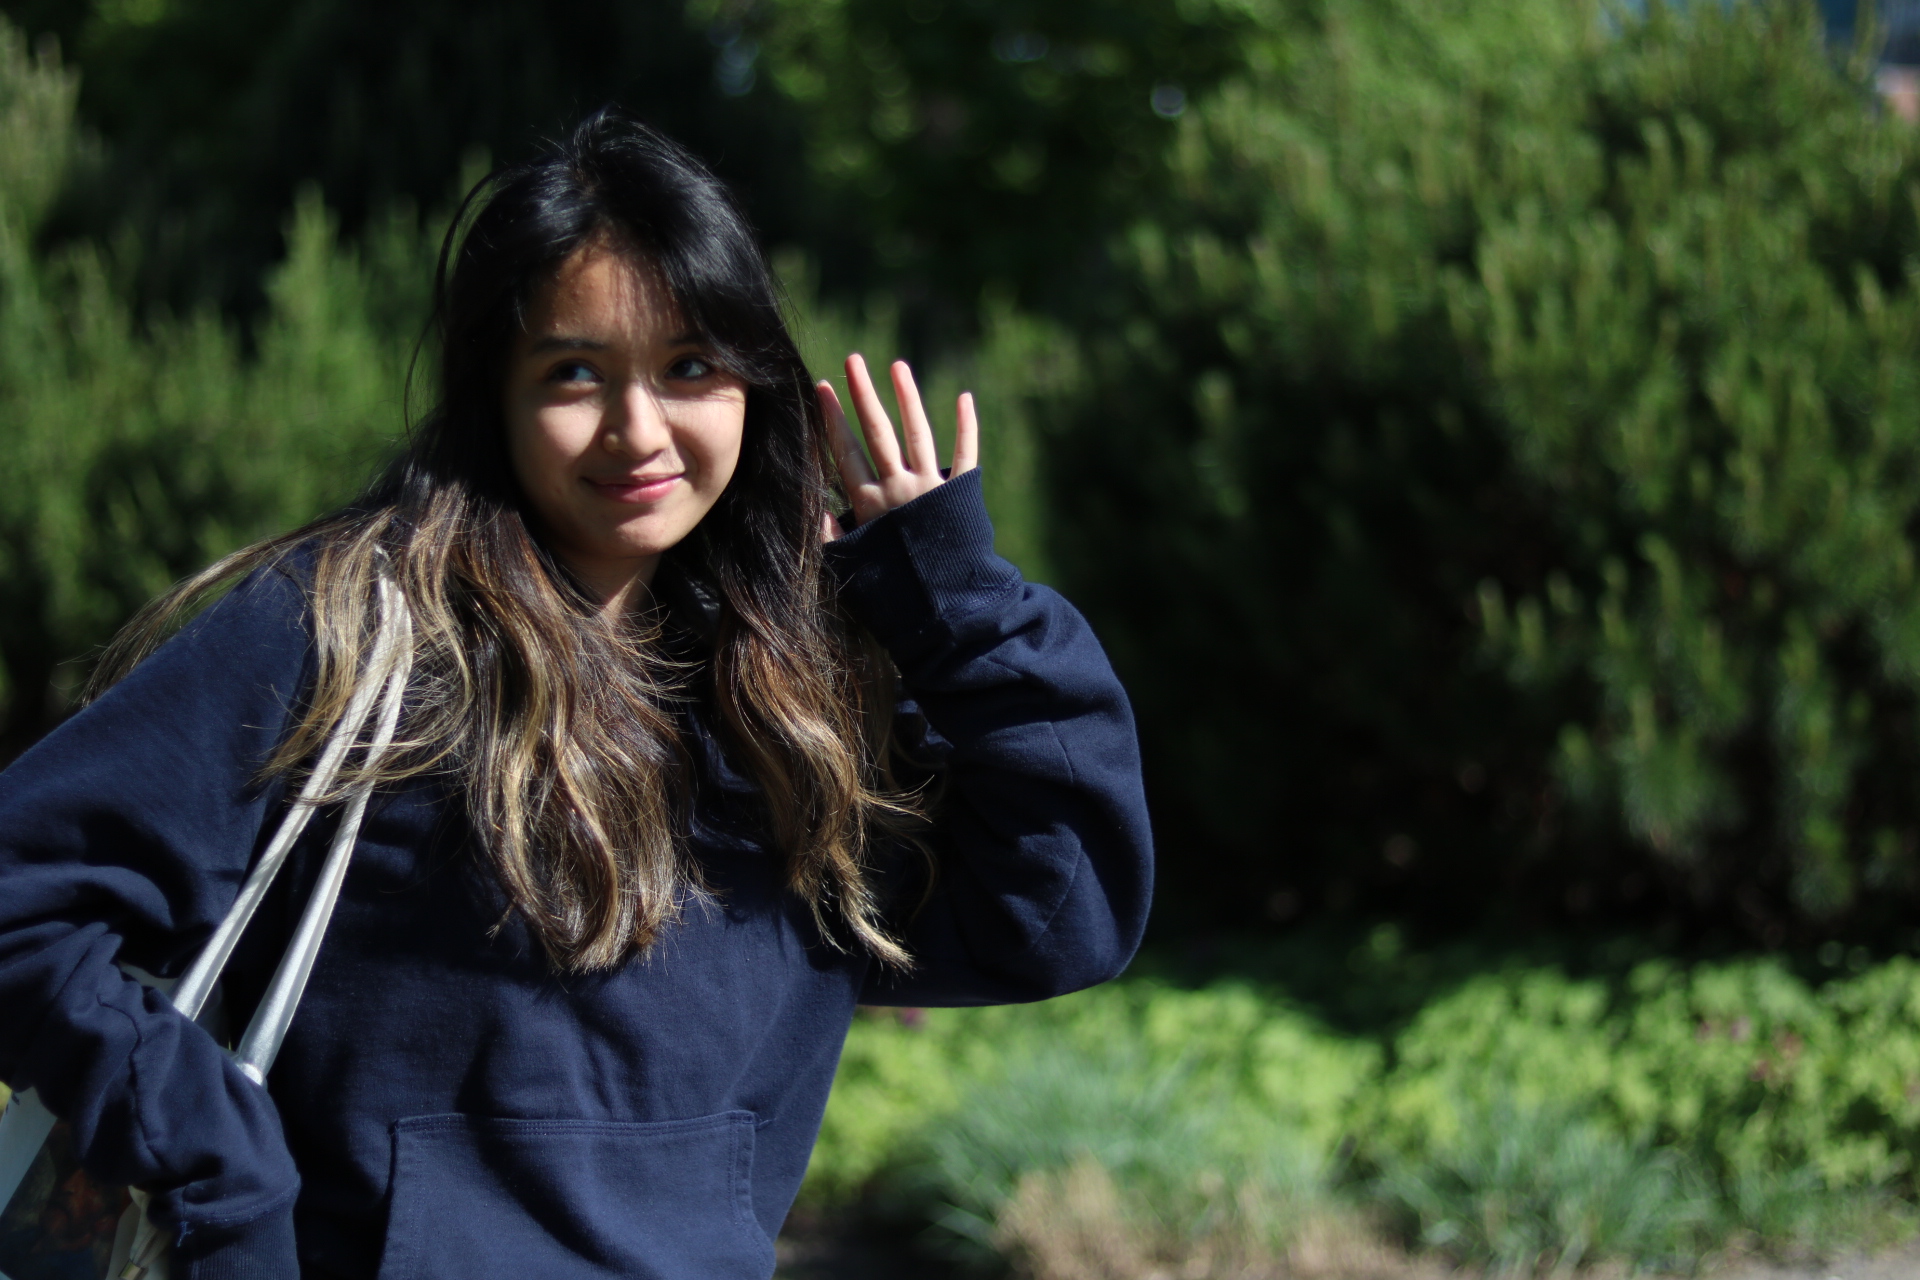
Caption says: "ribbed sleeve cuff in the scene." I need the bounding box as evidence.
[823,470,1023,666]
[174,1204,300,1279]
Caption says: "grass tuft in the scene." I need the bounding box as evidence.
[1376,1101,1710,1275]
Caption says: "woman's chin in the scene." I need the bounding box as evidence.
[558,522,698,574]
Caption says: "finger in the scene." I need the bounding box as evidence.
[951,391,980,476]
[890,360,940,477]
[817,380,876,490]
[844,354,904,475]
[820,511,844,543]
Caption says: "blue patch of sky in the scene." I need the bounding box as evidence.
[1610,1,1920,65]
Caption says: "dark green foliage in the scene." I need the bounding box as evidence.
[1469,3,1920,927]
[1039,0,1920,943]
[3,0,1247,340]
[2,0,807,318]
[742,0,1254,332]
[0,26,428,753]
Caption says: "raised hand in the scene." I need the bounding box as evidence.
[817,353,978,539]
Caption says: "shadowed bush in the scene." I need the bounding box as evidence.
[0,24,429,752]
[1023,0,1920,945]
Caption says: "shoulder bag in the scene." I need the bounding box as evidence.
[0,572,413,1280]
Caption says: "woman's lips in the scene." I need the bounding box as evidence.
[588,474,683,503]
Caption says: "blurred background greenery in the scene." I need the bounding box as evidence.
[11,0,1920,1271]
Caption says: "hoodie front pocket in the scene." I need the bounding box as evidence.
[373,1112,772,1280]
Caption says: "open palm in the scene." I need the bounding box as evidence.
[817,353,978,538]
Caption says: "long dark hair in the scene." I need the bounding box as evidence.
[94,110,923,971]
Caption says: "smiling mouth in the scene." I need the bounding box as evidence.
[588,474,683,503]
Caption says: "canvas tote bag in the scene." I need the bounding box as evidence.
[0,572,413,1280]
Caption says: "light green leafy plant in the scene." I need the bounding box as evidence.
[806,980,1377,1207]
[1378,1101,1710,1277]
[809,955,1920,1272]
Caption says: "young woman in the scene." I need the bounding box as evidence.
[0,113,1151,1279]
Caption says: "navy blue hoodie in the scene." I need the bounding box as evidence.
[0,472,1152,1279]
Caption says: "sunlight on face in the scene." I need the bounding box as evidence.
[503,238,746,611]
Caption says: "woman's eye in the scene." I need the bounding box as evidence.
[667,354,716,380]
[547,360,599,385]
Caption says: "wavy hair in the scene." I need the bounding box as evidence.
[91,111,923,971]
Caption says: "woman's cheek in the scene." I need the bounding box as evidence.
[542,402,603,461]
[699,400,747,497]
[706,428,744,496]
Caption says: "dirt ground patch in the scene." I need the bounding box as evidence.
[776,1210,1920,1280]
[1710,1238,1920,1280]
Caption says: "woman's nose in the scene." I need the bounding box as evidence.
[603,381,672,457]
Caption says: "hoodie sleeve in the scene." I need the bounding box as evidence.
[0,565,314,1275]
[822,470,1154,1006]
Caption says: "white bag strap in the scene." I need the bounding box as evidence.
[0,571,413,1224]
[170,572,412,1024]
[232,574,411,1082]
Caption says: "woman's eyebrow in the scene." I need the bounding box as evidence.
[526,335,609,355]
[524,333,705,354]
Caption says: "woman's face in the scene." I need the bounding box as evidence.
[503,239,746,610]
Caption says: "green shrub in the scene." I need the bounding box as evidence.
[1369,957,1920,1192]
[812,984,1374,1274]
[18,0,803,321]
[1464,1,1920,924]
[0,13,455,753]
[744,0,1255,316]
[1027,0,1920,942]
[913,1044,1325,1260]
[807,980,1377,1206]
[809,953,1920,1271]
[1378,1101,1710,1275]
[1369,955,1920,1265]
